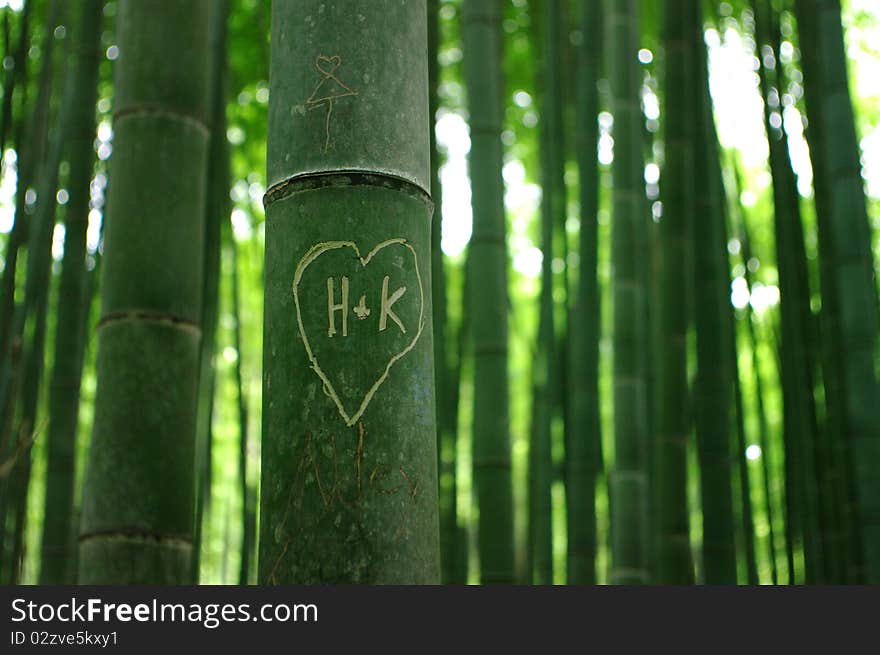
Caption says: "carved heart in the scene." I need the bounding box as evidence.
[316,54,342,75]
[292,238,424,427]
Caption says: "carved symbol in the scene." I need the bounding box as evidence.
[305,54,358,152]
[292,239,424,427]
[353,295,371,320]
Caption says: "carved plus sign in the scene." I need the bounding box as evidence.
[353,294,371,320]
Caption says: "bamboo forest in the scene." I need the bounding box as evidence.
[0,0,878,587]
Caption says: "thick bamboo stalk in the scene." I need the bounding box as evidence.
[527,0,566,586]
[608,0,649,585]
[794,0,880,583]
[653,0,697,585]
[78,0,212,584]
[462,0,514,584]
[259,0,439,583]
[566,0,603,586]
[795,0,860,584]
[38,0,102,585]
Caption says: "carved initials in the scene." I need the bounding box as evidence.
[327,276,349,337]
[325,275,407,336]
[379,276,407,334]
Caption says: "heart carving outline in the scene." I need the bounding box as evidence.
[292,238,424,427]
[316,54,342,76]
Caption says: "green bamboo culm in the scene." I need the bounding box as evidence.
[0,0,30,157]
[229,226,254,585]
[462,0,514,585]
[692,12,738,583]
[794,0,861,584]
[794,0,880,584]
[37,0,102,585]
[192,0,231,583]
[754,0,825,583]
[566,0,602,586]
[448,278,468,584]
[731,333,759,584]
[653,0,697,585]
[260,0,440,584]
[5,0,67,583]
[0,0,31,382]
[78,0,212,584]
[542,0,568,410]
[608,0,649,584]
[720,165,758,585]
[527,0,564,586]
[0,0,52,574]
[730,155,782,583]
[795,3,864,583]
[747,257,784,584]
[428,0,444,473]
[428,0,459,584]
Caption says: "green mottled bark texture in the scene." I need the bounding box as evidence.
[38,0,102,585]
[654,0,696,585]
[567,0,602,586]
[260,0,439,584]
[78,0,212,584]
[462,0,514,585]
[608,0,649,584]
